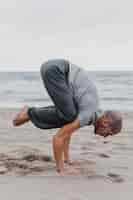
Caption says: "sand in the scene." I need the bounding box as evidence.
[0,108,133,199]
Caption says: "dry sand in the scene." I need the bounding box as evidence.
[0,108,133,199]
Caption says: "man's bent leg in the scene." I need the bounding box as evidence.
[40,59,78,123]
[26,105,67,129]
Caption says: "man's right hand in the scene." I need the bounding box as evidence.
[59,167,81,175]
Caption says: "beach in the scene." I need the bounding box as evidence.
[0,108,133,199]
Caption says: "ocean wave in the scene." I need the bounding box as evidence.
[1,71,133,110]
[102,97,133,102]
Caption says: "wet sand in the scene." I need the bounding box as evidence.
[0,108,133,199]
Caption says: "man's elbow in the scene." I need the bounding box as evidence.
[66,112,78,123]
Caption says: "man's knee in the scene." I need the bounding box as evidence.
[65,111,78,123]
[40,62,52,79]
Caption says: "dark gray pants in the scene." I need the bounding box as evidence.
[28,59,78,129]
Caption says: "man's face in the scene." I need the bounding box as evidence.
[94,115,117,138]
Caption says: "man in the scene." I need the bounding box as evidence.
[13,59,122,175]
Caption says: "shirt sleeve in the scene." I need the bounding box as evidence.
[76,83,99,128]
[78,109,93,127]
[77,90,99,127]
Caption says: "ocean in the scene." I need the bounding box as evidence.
[0,71,133,111]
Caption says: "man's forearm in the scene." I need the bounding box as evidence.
[53,135,64,172]
[64,136,71,163]
[52,118,80,173]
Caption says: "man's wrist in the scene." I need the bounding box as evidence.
[56,168,64,173]
[56,168,61,173]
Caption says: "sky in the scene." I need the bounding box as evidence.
[0,0,133,71]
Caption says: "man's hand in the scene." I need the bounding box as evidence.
[52,117,80,174]
[60,167,80,175]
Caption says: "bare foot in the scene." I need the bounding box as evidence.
[60,167,81,175]
[13,106,29,126]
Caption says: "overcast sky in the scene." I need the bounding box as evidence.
[0,0,133,71]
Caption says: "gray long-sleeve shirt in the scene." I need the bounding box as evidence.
[68,62,102,127]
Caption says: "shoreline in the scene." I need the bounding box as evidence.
[1,106,133,115]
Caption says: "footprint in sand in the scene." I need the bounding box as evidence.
[87,173,124,183]
[107,173,124,183]
[98,153,110,158]
[103,141,109,144]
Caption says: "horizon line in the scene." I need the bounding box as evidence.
[0,69,133,72]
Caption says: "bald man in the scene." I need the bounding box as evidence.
[13,59,122,174]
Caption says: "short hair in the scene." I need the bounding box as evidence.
[104,110,123,134]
